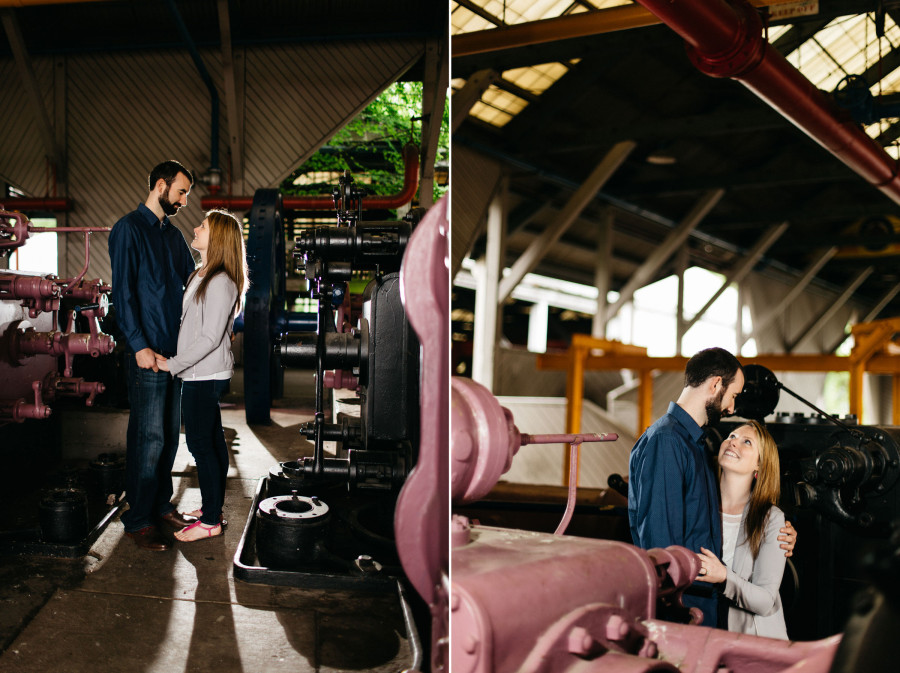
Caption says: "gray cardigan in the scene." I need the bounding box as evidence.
[167,272,237,380]
[722,503,788,639]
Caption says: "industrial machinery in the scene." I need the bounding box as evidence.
[450,374,900,673]
[0,207,115,423]
[230,144,420,426]
[233,185,448,671]
[0,205,121,556]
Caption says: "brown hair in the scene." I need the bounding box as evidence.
[740,420,781,559]
[191,209,249,318]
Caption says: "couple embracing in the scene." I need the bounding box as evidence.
[108,160,248,551]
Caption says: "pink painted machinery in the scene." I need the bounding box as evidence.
[0,206,115,424]
[450,377,850,673]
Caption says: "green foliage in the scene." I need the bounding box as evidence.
[281,81,449,205]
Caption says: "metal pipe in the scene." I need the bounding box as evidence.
[634,0,900,206]
[0,198,72,212]
[201,143,420,211]
[164,0,220,184]
[59,231,90,298]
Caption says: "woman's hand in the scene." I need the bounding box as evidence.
[696,547,727,584]
[155,354,170,372]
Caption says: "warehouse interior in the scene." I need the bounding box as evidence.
[1,0,447,672]
[451,1,900,672]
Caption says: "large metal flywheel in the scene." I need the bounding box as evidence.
[244,189,286,424]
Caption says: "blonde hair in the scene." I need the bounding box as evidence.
[191,209,249,318]
[739,420,781,559]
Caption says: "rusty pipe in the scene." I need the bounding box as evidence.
[60,232,91,298]
[634,0,900,204]
[201,143,420,212]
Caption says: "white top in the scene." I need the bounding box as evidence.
[723,504,788,639]
[722,511,743,568]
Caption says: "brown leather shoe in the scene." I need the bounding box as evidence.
[125,525,171,551]
[158,510,198,529]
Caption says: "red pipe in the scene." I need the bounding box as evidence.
[201,143,421,212]
[0,198,73,212]
[634,0,900,205]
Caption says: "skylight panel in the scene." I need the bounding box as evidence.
[766,24,792,42]
[504,62,570,95]
[787,13,900,94]
[467,85,529,127]
[451,5,494,34]
[470,101,515,127]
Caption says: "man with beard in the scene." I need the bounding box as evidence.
[627,347,796,627]
[108,160,199,551]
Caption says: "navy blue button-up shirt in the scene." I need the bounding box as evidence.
[108,203,196,356]
[628,401,723,627]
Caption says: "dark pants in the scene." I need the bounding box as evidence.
[181,379,230,526]
[121,353,182,533]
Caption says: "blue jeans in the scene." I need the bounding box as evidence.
[181,379,230,526]
[121,353,182,533]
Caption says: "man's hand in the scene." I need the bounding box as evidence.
[135,347,160,371]
[779,520,797,558]
[155,353,170,372]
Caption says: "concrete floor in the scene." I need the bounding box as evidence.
[0,368,414,673]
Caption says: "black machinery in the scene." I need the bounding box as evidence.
[714,364,900,640]
[234,172,421,591]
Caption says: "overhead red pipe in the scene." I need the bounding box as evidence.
[201,143,421,212]
[634,0,900,205]
[0,198,73,212]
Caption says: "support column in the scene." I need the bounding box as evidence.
[54,55,68,276]
[471,178,507,392]
[527,301,549,353]
[564,344,587,486]
[419,36,449,209]
[893,375,900,425]
[675,245,688,355]
[217,0,244,194]
[638,369,654,436]
[591,211,613,338]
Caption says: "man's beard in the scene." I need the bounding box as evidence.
[705,387,727,426]
[158,191,179,217]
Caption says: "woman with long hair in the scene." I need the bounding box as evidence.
[695,420,788,638]
[157,209,249,542]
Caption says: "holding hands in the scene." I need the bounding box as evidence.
[135,347,161,371]
[155,353,170,372]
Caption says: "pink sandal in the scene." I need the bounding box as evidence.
[175,520,222,542]
[186,510,228,527]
